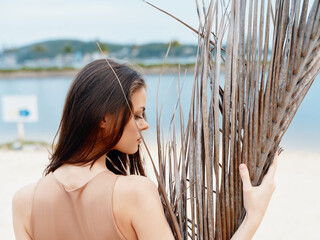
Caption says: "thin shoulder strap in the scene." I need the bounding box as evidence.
[29,177,43,239]
[110,175,126,240]
[110,174,120,218]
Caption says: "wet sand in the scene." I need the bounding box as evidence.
[1,148,319,239]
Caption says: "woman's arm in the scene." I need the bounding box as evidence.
[231,152,278,239]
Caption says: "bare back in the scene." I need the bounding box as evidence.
[31,171,125,240]
[12,166,174,240]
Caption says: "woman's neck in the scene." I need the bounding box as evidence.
[91,154,108,171]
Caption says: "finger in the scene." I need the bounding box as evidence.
[239,164,252,190]
[278,147,284,155]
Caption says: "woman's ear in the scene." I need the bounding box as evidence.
[99,116,108,129]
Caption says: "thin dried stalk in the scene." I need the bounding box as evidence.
[146,0,320,239]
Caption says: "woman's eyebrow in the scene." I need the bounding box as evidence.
[134,106,145,113]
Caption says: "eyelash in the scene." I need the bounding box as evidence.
[134,115,143,120]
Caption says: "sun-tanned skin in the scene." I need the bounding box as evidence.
[12,87,278,240]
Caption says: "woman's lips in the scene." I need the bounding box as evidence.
[137,138,142,143]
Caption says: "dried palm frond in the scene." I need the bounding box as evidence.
[148,0,320,239]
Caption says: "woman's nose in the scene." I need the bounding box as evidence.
[139,119,149,131]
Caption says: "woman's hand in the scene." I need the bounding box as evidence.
[241,151,278,225]
[231,151,278,239]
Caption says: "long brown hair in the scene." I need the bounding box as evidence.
[45,59,146,176]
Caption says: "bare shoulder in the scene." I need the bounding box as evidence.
[115,175,158,200]
[113,175,174,240]
[12,183,37,240]
[112,175,160,239]
[13,183,37,210]
[113,175,161,215]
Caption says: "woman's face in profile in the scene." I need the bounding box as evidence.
[113,87,149,154]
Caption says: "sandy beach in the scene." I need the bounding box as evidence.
[1,148,319,239]
[0,65,197,80]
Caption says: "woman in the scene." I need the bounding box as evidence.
[12,59,278,240]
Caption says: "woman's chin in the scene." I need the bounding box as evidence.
[122,146,139,155]
[113,143,140,155]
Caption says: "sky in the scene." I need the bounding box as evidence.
[0,0,200,49]
[1,0,315,50]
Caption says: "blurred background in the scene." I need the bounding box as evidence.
[0,0,319,239]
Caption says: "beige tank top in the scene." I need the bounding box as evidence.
[30,171,126,240]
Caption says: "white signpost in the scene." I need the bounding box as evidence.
[2,95,38,141]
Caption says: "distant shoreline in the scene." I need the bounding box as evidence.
[0,70,77,79]
[0,65,200,79]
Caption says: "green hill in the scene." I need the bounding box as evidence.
[2,39,198,63]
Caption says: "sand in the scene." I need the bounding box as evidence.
[254,151,320,239]
[1,148,319,239]
[0,148,49,240]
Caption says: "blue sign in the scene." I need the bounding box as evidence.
[19,109,30,117]
[2,95,38,122]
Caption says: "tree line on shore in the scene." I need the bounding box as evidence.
[1,39,198,63]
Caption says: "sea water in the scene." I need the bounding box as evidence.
[0,73,319,152]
